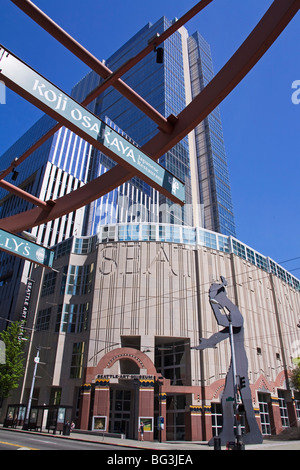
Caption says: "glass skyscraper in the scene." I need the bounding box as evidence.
[188,32,236,236]
[0,17,236,328]
[71,17,236,237]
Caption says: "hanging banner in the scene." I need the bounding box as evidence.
[19,278,35,340]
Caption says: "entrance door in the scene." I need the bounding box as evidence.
[109,389,135,438]
[166,395,186,440]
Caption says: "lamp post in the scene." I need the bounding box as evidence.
[23,346,40,430]
[23,345,49,430]
[156,376,164,443]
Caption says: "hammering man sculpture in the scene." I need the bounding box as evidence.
[192,277,263,447]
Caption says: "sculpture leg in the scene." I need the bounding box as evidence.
[240,386,263,444]
[209,362,235,446]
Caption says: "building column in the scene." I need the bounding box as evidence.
[202,405,213,441]
[270,396,283,435]
[254,407,262,432]
[188,406,204,440]
[138,379,154,441]
[159,392,167,442]
[78,384,91,430]
[287,396,298,427]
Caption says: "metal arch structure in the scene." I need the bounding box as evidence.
[0,0,299,234]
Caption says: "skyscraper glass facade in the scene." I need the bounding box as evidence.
[69,18,236,237]
[188,32,236,236]
[83,17,194,236]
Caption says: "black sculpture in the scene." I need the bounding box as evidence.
[192,276,263,446]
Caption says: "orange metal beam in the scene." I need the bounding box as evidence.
[10,0,173,134]
[0,179,52,210]
[0,1,212,183]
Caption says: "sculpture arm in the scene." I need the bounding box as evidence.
[191,328,229,350]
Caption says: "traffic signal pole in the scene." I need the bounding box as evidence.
[227,315,244,450]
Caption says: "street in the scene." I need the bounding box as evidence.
[0,427,299,452]
[0,429,130,450]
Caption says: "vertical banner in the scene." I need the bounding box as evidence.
[19,278,34,340]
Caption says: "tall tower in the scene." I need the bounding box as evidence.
[188,32,236,236]
[72,18,236,236]
[0,17,236,328]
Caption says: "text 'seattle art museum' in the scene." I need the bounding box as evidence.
[0,10,300,442]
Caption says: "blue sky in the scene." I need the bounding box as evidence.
[0,0,299,274]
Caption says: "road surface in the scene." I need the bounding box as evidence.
[0,428,130,450]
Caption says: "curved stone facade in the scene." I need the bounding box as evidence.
[9,233,300,441]
[80,239,300,440]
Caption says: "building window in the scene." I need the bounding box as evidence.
[55,304,63,332]
[54,238,72,258]
[211,403,223,437]
[155,339,190,386]
[49,388,62,405]
[294,392,300,420]
[74,237,95,254]
[60,266,68,295]
[70,342,85,379]
[41,271,57,297]
[66,264,94,295]
[278,390,289,428]
[36,307,51,331]
[258,392,271,435]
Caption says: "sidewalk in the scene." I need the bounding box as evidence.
[2,426,300,450]
[69,430,211,450]
[67,430,300,451]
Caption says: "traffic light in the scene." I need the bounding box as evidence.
[239,376,246,389]
[238,403,245,413]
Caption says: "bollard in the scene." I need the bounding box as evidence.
[214,436,221,451]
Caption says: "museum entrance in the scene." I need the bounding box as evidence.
[109,382,139,439]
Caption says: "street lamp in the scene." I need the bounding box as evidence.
[23,345,49,430]
[23,346,40,430]
[156,376,164,443]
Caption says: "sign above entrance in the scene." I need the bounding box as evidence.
[0,45,185,205]
[0,228,54,268]
[96,374,155,381]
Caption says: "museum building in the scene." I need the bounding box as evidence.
[7,222,300,441]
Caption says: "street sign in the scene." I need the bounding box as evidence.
[0,45,185,205]
[0,228,54,268]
